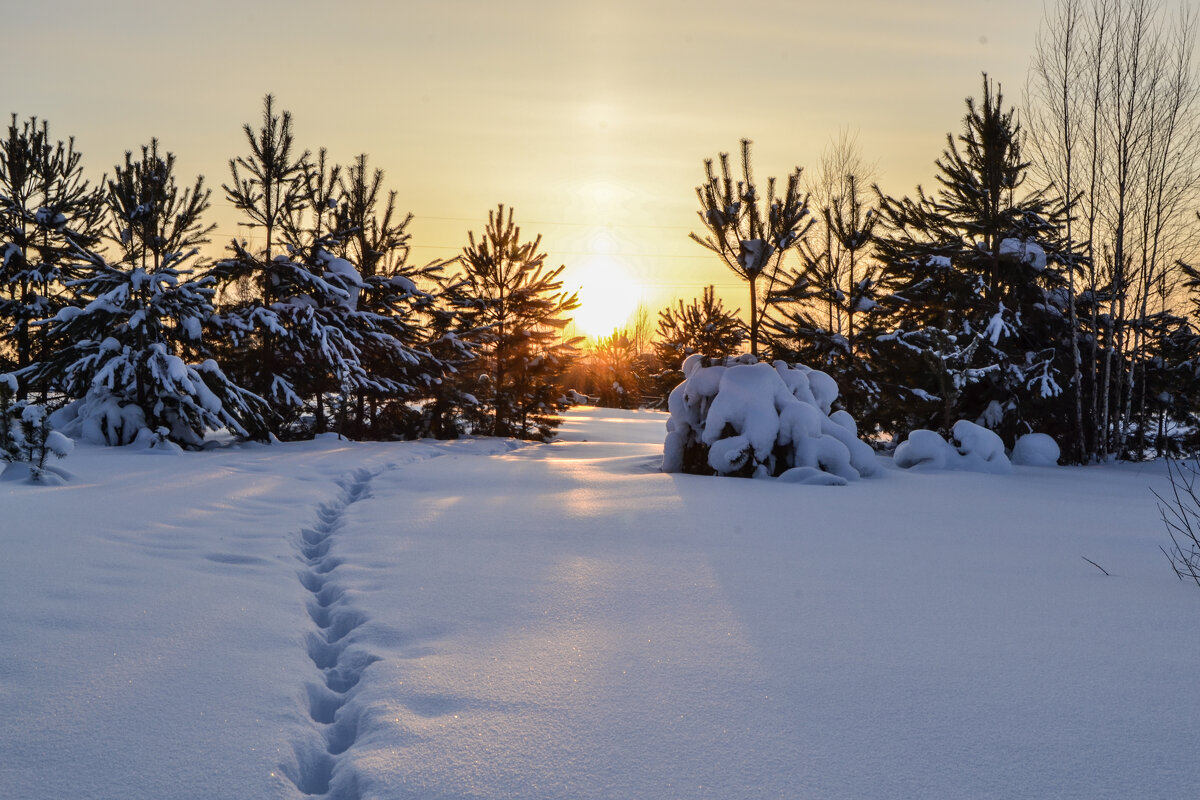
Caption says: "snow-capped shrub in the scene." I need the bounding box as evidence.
[662,354,878,482]
[50,394,146,447]
[892,420,1012,474]
[952,420,1011,473]
[0,375,74,484]
[1011,433,1060,466]
[46,341,267,448]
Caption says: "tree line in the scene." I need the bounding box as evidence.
[580,0,1200,464]
[4,0,1199,466]
[0,96,580,462]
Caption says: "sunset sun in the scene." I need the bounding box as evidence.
[570,258,641,340]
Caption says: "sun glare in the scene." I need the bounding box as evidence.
[570,257,641,341]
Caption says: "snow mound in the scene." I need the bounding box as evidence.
[0,461,72,485]
[662,354,878,482]
[892,429,958,470]
[1012,433,1060,466]
[893,421,1012,474]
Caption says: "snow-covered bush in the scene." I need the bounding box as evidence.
[893,420,1011,474]
[0,374,73,484]
[1011,433,1060,466]
[662,354,878,482]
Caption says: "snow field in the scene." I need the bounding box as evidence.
[3,407,1199,799]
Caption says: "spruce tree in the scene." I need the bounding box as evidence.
[868,76,1074,447]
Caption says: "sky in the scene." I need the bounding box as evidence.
[4,0,1054,338]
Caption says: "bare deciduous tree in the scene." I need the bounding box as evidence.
[1027,0,1200,461]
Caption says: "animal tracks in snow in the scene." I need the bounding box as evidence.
[279,439,526,798]
[284,468,380,799]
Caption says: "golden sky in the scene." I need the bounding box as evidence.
[5,0,1049,337]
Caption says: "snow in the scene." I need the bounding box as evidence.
[44,430,74,458]
[318,250,363,310]
[894,421,1012,474]
[951,419,1011,473]
[999,237,1048,270]
[737,238,775,272]
[180,315,203,341]
[892,428,958,470]
[1012,432,1061,466]
[3,407,1199,799]
[665,356,877,480]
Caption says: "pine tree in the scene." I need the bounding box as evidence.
[0,116,104,397]
[415,273,480,440]
[765,173,883,424]
[0,373,73,481]
[868,76,1074,447]
[37,140,268,446]
[650,286,746,405]
[589,331,643,409]
[210,95,313,427]
[689,139,812,357]
[331,153,454,439]
[212,98,449,440]
[454,205,580,440]
[654,285,745,361]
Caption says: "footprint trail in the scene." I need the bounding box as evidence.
[283,468,382,799]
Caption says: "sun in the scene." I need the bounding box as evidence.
[570,258,641,340]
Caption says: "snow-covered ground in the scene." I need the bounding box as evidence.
[3,407,1198,800]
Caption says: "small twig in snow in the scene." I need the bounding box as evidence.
[1082,556,1110,576]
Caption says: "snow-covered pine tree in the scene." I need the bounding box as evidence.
[415,273,480,440]
[209,95,312,432]
[212,98,448,439]
[37,140,269,447]
[331,153,455,439]
[867,76,1074,448]
[0,373,19,461]
[454,205,580,440]
[1159,259,1200,455]
[0,116,105,398]
[1132,308,1200,457]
